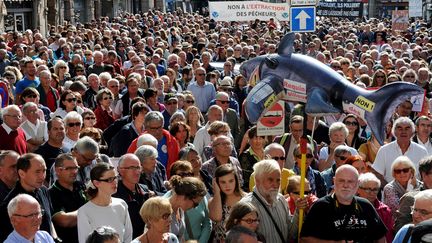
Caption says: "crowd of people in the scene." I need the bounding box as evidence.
[1,6,432,243]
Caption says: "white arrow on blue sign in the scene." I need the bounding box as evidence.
[290,6,316,32]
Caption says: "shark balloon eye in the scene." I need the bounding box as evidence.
[265,57,279,69]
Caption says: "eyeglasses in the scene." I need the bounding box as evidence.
[394,168,411,174]
[295,154,314,159]
[97,175,119,183]
[13,209,45,219]
[162,213,171,220]
[344,121,359,126]
[292,191,311,195]
[214,142,232,147]
[335,155,347,160]
[411,206,432,216]
[166,101,178,105]
[67,122,81,127]
[147,125,162,131]
[120,166,142,171]
[272,156,286,161]
[84,116,96,120]
[376,75,385,78]
[61,166,80,171]
[359,186,379,193]
[59,66,67,69]
[185,100,194,104]
[196,73,206,76]
[177,172,193,177]
[241,218,260,224]
[103,96,113,100]
[217,100,229,104]
[26,94,37,99]
[65,98,77,102]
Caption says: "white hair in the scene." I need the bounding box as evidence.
[137,134,158,148]
[414,189,432,202]
[253,159,280,179]
[135,145,158,164]
[1,105,21,120]
[264,143,285,156]
[7,194,39,218]
[358,172,381,188]
[63,111,83,124]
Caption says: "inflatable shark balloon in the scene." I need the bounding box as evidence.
[241,33,424,145]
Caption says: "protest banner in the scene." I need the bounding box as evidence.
[209,1,290,22]
[392,10,409,35]
[316,2,363,19]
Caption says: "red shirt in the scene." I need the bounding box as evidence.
[45,89,58,112]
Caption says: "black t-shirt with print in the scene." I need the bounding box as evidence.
[301,195,387,242]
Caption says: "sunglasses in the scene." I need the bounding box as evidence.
[103,96,113,100]
[376,75,385,78]
[84,116,96,120]
[76,70,84,72]
[336,155,347,160]
[332,66,341,69]
[292,191,311,195]
[394,168,411,174]
[66,98,77,102]
[109,85,119,88]
[97,175,119,183]
[296,154,314,159]
[344,121,358,126]
[405,75,415,78]
[68,122,81,127]
[196,73,206,76]
[166,101,178,105]
[217,100,229,104]
[272,156,286,161]
[185,100,194,104]
[26,94,37,99]
[241,218,260,224]
[59,66,67,69]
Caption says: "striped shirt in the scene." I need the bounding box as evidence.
[240,188,298,243]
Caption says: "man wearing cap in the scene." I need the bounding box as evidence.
[162,93,179,130]
[210,77,240,115]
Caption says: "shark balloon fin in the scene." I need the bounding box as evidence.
[358,82,424,145]
[305,87,342,116]
[277,32,295,57]
[245,75,285,123]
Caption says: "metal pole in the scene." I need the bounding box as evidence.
[301,32,306,55]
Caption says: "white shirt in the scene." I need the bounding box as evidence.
[193,122,211,158]
[77,198,132,243]
[21,119,48,141]
[372,141,428,183]
[416,136,432,155]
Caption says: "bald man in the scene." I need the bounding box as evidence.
[301,165,387,243]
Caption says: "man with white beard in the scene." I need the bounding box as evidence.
[240,159,304,243]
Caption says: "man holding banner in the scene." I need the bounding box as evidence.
[300,165,387,243]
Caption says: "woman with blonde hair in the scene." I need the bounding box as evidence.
[131,197,179,243]
[54,60,70,84]
[185,106,205,142]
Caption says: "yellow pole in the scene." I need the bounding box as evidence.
[298,137,307,241]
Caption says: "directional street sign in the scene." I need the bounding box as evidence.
[290,6,316,32]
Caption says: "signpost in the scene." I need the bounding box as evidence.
[290,6,316,32]
[257,101,285,136]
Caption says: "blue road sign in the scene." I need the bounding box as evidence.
[290,6,316,32]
